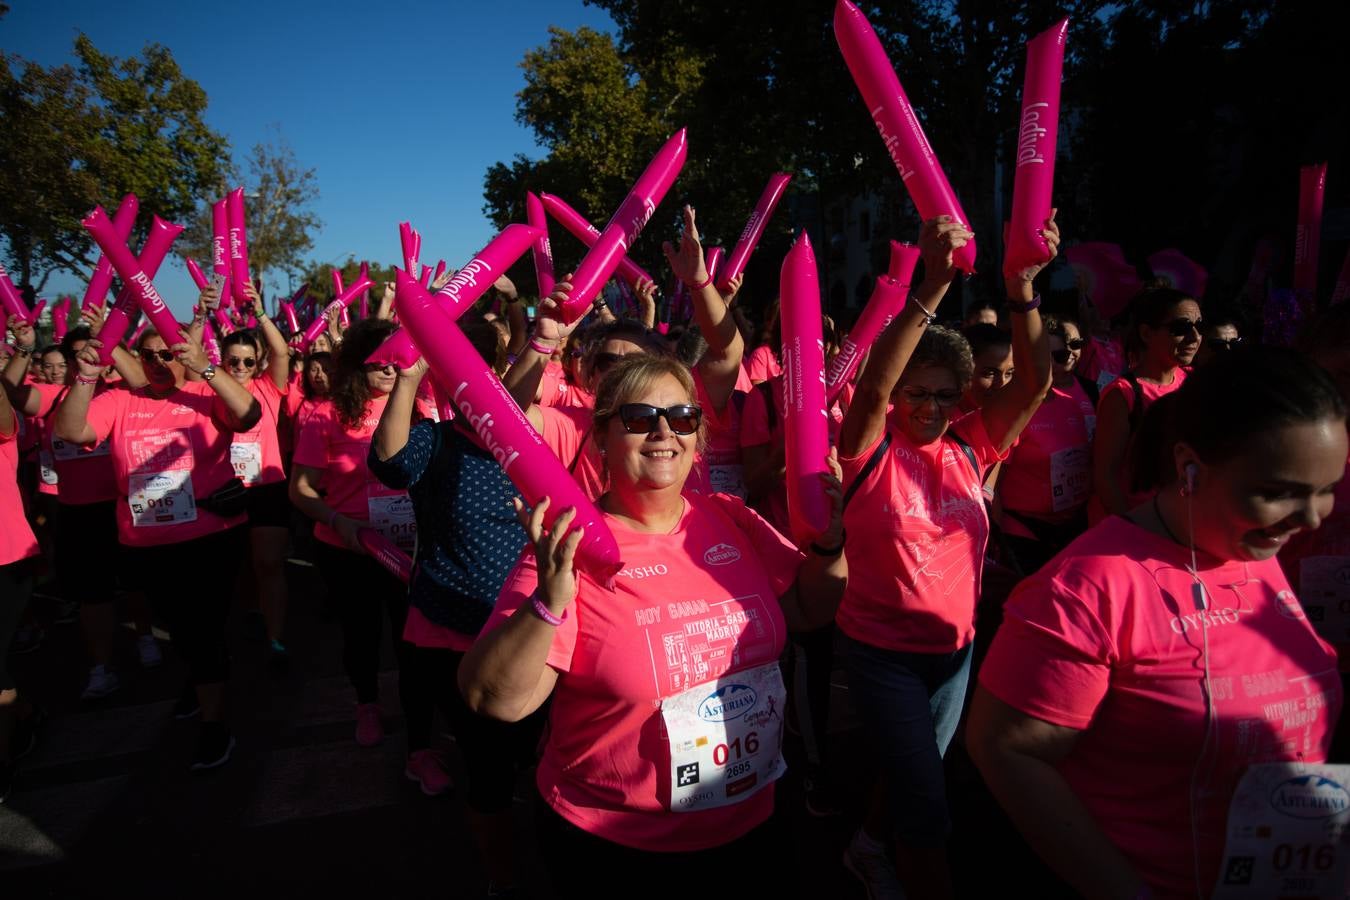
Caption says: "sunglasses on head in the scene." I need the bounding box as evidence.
[227,356,257,369]
[138,349,175,364]
[1163,318,1204,337]
[898,386,964,408]
[617,403,702,436]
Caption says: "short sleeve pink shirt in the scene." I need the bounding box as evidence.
[998,378,1096,534]
[229,377,288,487]
[745,345,781,385]
[484,493,802,852]
[31,382,119,506]
[981,516,1341,898]
[1,418,39,565]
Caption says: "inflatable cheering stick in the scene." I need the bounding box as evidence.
[560,129,687,322]
[1005,19,1067,277]
[1295,162,1327,299]
[92,215,184,365]
[81,194,139,312]
[834,0,976,273]
[826,243,919,407]
[525,192,556,298]
[394,270,622,582]
[358,529,415,583]
[301,267,374,348]
[84,209,188,351]
[719,173,791,291]
[780,233,832,547]
[539,193,655,292]
[705,247,725,285]
[226,188,253,304]
[400,222,422,278]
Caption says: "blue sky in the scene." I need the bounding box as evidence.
[4,0,617,316]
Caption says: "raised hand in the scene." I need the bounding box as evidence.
[512,496,581,616]
[918,216,975,287]
[662,205,708,288]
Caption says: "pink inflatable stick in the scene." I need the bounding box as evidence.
[718,173,792,291]
[226,188,253,304]
[562,129,687,322]
[280,302,300,333]
[538,193,655,291]
[368,224,542,370]
[1294,162,1327,299]
[52,298,70,342]
[211,199,229,278]
[780,232,831,546]
[394,269,622,582]
[186,258,210,291]
[420,266,433,289]
[202,317,221,366]
[399,222,422,278]
[834,0,977,273]
[92,216,184,365]
[705,247,725,284]
[358,528,415,583]
[826,243,920,408]
[433,259,446,283]
[525,192,556,298]
[83,209,188,351]
[214,306,235,337]
[80,194,139,312]
[331,268,344,299]
[1005,19,1067,277]
[0,260,32,324]
[300,269,375,348]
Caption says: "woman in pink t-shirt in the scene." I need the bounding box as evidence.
[1091,287,1200,521]
[834,215,1057,899]
[55,322,261,773]
[462,361,847,891]
[291,318,439,782]
[997,315,1098,573]
[970,346,1346,899]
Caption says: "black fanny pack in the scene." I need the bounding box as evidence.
[198,477,250,518]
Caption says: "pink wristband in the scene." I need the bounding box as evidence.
[530,594,567,626]
[684,273,713,291]
[529,338,557,356]
[75,374,99,386]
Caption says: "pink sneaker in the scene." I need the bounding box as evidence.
[354,703,384,747]
[404,749,453,797]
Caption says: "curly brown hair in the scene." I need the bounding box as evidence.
[331,318,398,430]
[901,324,975,391]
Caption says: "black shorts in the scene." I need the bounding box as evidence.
[246,480,290,529]
[56,500,119,604]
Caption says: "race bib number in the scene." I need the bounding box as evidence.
[368,489,417,554]
[230,441,264,487]
[1299,556,1350,646]
[1049,445,1091,513]
[128,469,198,527]
[52,435,111,462]
[1212,763,1349,900]
[662,662,786,813]
[39,449,58,486]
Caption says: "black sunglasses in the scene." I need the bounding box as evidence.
[1064,338,1086,351]
[362,361,396,373]
[138,349,175,364]
[617,403,702,436]
[1051,349,1073,365]
[1210,337,1243,350]
[1164,318,1204,337]
[227,356,257,369]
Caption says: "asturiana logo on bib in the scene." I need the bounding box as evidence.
[698,683,757,722]
[1268,774,1350,819]
[703,543,741,566]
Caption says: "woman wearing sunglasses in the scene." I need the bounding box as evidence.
[461,352,846,894]
[202,283,293,661]
[996,315,1097,574]
[290,319,441,780]
[1091,287,1200,522]
[54,319,261,772]
[969,346,1344,899]
[834,214,1056,899]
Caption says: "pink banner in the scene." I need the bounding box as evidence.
[539,193,656,294]
[718,173,792,291]
[834,0,977,273]
[1295,162,1327,299]
[525,191,556,299]
[1005,19,1067,276]
[393,269,622,582]
[81,194,139,312]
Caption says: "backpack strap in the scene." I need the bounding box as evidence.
[1074,372,1100,409]
[946,430,982,482]
[842,431,892,513]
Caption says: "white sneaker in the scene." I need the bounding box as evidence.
[81,665,121,700]
[843,828,907,900]
[136,635,163,669]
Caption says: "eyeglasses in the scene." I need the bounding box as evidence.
[898,386,963,408]
[1064,338,1086,351]
[617,403,702,436]
[362,361,397,374]
[227,357,257,369]
[138,349,175,364]
[1163,318,1204,337]
[592,351,630,374]
[1210,337,1243,350]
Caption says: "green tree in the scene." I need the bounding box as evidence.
[0,36,230,295]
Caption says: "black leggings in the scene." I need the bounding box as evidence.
[416,647,544,813]
[121,527,245,685]
[315,541,432,751]
[0,558,35,691]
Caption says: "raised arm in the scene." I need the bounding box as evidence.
[838,217,972,458]
[246,281,291,392]
[980,212,1058,452]
[172,334,260,433]
[53,341,105,445]
[664,205,743,413]
[372,358,428,462]
[635,277,658,330]
[503,280,578,425]
[2,315,41,416]
[494,275,530,359]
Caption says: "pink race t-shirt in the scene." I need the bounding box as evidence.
[1280,447,1350,669]
[981,516,1341,898]
[538,404,605,501]
[30,382,119,506]
[84,380,247,547]
[687,367,747,499]
[538,360,594,410]
[1077,335,1124,391]
[485,493,802,852]
[745,345,781,385]
[230,377,288,487]
[837,411,1006,653]
[998,378,1096,538]
[1,418,40,566]
[1089,368,1188,524]
[293,393,417,551]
